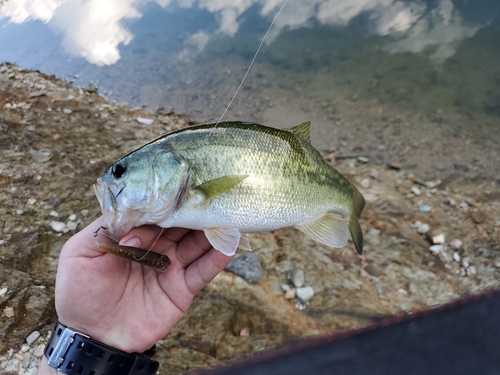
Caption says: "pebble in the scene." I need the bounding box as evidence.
[287,269,305,288]
[137,117,154,125]
[27,198,37,205]
[432,234,445,244]
[49,210,59,217]
[16,209,24,215]
[62,108,72,114]
[295,300,306,310]
[419,205,432,213]
[284,288,296,299]
[453,252,461,262]
[417,223,430,235]
[388,162,401,170]
[369,169,379,179]
[29,90,46,98]
[81,209,89,217]
[281,284,290,292]
[50,221,68,233]
[68,214,77,221]
[34,344,45,358]
[466,266,476,276]
[66,221,78,231]
[411,186,421,196]
[296,286,315,303]
[239,328,250,337]
[225,253,261,283]
[429,245,444,254]
[360,178,370,188]
[26,331,40,345]
[0,287,7,297]
[357,156,369,163]
[470,211,486,224]
[449,239,462,250]
[30,149,53,163]
[4,358,21,372]
[4,307,15,317]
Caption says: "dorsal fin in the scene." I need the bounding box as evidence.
[287,121,311,142]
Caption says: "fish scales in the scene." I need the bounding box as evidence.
[94,121,365,257]
[154,123,351,230]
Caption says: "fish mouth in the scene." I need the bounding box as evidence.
[93,178,132,240]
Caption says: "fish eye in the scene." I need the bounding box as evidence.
[111,162,127,179]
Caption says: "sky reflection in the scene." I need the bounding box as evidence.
[0,0,492,66]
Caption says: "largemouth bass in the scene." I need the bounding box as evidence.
[93,121,365,256]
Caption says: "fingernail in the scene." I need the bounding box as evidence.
[121,236,141,248]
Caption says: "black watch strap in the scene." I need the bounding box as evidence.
[44,322,159,375]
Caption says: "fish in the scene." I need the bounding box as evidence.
[93,121,365,257]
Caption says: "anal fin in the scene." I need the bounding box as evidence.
[296,213,349,248]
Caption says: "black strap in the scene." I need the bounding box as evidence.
[44,322,159,375]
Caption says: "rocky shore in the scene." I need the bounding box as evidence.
[1,64,499,374]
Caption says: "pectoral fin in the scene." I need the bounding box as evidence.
[296,213,349,249]
[196,175,248,202]
[204,227,243,256]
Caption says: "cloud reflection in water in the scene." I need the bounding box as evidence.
[0,0,488,66]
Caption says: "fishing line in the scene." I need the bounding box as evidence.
[142,227,165,261]
[215,0,289,126]
[189,0,288,170]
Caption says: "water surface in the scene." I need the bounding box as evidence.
[1,0,499,179]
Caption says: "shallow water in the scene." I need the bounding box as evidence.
[1,0,499,179]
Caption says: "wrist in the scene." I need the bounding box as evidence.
[57,318,156,354]
[44,322,159,375]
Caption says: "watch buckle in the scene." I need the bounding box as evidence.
[47,326,89,368]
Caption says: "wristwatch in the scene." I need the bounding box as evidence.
[44,322,159,375]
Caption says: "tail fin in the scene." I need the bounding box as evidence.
[349,188,365,255]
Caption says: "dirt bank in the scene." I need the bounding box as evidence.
[0,64,499,374]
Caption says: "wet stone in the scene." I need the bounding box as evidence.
[225,253,261,283]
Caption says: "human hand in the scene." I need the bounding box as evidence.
[55,216,233,353]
